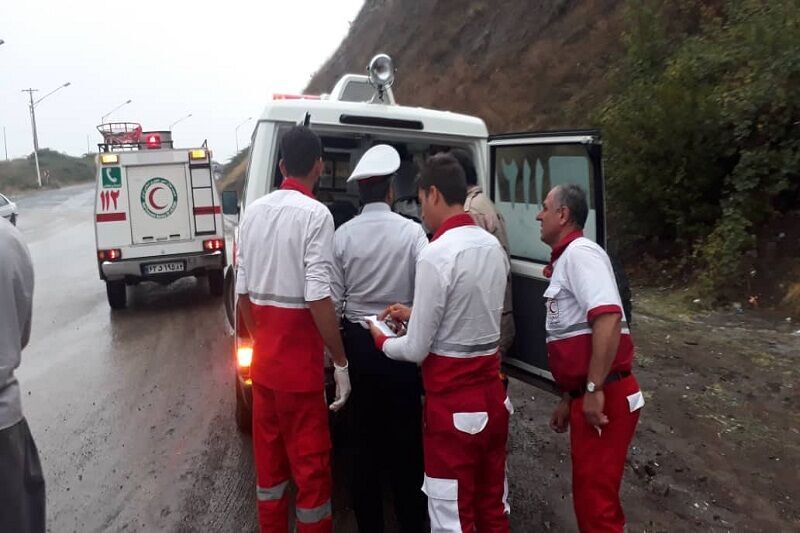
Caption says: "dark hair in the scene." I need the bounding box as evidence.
[449,148,477,186]
[554,183,589,229]
[280,126,322,177]
[358,175,393,204]
[418,153,467,206]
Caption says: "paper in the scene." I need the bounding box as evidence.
[363,315,397,338]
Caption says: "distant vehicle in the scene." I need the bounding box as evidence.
[222,54,618,432]
[94,123,226,309]
[0,193,18,226]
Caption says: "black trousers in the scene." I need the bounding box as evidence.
[0,418,45,533]
[342,320,426,533]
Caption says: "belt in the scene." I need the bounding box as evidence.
[569,371,631,399]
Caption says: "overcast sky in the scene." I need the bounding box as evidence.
[0,0,364,162]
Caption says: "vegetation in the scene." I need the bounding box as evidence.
[597,0,800,298]
[0,149,95,192]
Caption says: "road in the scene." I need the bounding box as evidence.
[14,183,258,532]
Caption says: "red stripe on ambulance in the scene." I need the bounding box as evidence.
[96,213,127,222]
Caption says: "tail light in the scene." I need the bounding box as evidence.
[203,238,224,251]
[236,345,253,369]
[98,249,122,261]
[145,133,162,149]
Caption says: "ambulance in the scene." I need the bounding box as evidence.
[94,124,226,309]
[223,54,627,431]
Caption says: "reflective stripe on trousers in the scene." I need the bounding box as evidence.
[296,500,332,524]
[257,480,289,501]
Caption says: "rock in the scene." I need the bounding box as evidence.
[651,480,670,497]
[645,462,658,477]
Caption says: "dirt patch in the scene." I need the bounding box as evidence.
[507,287,800,531]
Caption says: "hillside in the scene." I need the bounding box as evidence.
[0,149,95,192]
[304,0,800,310]
[307,0,627,133]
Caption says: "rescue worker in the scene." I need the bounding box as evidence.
[236,126,351,533]
[450,148,515,357]
[537,184,643,532]
[331,144,429,532]
[369,153,511,532]
[0,218,45,533]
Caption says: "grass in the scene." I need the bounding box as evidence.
[0,149,95,193]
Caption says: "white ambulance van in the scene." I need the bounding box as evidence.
[94,124,226,309]
[222,55,620,431]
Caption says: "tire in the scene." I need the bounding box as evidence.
[106,280,127,310]
[208,269,224,297]
[235,380,252,433]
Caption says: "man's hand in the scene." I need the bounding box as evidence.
[368,322,383,344]
[582,390,609,427]
[549,398,571,433]
[379,303,411,323]
[329,362,351,411]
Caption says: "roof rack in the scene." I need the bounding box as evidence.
[96,123,174,152]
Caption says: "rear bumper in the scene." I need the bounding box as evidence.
[100,250,225,282]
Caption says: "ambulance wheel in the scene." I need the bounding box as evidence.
[106,281,127,310]
[235,382,252,433]
[208,269,224,297]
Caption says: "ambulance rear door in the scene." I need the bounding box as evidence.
[126,163,193,245]
[487,130,605,385]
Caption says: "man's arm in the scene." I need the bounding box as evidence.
[587,312,622,386]
[330,231,346,318]
[309,297,347,367]
[374,258,445,364]
[304,211,347,367]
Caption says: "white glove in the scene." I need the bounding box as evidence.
[329,361,351,412]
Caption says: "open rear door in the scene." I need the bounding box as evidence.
[488,130,605,386]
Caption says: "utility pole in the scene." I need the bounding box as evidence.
[21,88,42,188]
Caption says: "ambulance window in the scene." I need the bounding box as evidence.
[493,144,596,263]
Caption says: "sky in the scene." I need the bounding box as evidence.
[0,0,365,162]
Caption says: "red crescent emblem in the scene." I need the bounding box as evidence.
[148,186,166,209]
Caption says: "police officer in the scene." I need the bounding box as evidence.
[331,144,428,532]
[370,153,511,532]
[537,184,643,532]
[236,126,351,533]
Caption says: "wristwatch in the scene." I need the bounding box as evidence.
[586,381,602,393]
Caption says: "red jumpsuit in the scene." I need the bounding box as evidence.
[236,178,335,532]
[544,230,644,532]
[378,214,511,532]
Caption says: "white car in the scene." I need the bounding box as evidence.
[0,193,18,226]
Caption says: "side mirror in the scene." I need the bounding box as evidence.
[222,190,239,216]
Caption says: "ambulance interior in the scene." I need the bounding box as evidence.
[270,131,480,228]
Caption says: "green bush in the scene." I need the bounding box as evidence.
[598,0,800,297]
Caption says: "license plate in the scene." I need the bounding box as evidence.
[143,261,185,275]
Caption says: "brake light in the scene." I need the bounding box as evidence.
[98,249,122,261]
[236,346,253,369]
[203,238,224,251]
[145,133,161,149]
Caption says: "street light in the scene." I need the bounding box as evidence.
[169,113,192,130]
[235,116,253,153]
[101,99,132,123]
[22,81,71,188]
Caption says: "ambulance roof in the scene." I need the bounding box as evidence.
[257,98,489,139]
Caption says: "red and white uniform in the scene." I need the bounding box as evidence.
[544,230,644,532]
[377,214,512,533]
[236,178,334,532]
